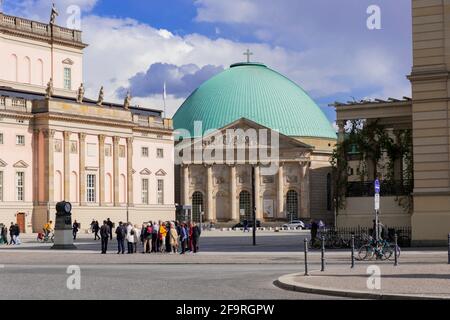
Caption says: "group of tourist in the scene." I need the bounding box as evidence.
[0,222,22,245]
[97,219,202,255]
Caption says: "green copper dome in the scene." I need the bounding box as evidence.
[173,62,336,139]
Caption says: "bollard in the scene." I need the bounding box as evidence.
[394,234,399,267]
[448,233,450,265]
[321,236,325,272]
[304,238,309,276]
[351,235,355,269]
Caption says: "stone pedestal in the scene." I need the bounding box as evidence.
[51,211,77,250]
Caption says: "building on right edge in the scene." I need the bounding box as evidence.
[331,0,450,246]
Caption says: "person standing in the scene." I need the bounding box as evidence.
[72,220,79,240]
[14,224,21,245]
[106,218,114,240]
[133,225,140,253]
[115,222,125,254]
[159,223,167,253]
[169,223,179,254]
[192,222,201,253]
[1,225,7,245]
[143,222,153,254]
[126,223,134,254]
[180,223,188,254]
[100,220,110,254]
[310,220,319,244]
[152,221,159,253]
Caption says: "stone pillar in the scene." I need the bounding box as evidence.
[300,162,311,219]
[63,131,71,201]
[43,129,55,204]
[98,135,106,206]
[33,129,40,205]
[113,136,120,206]
[337,121,345,144]
[79,133,86,205]
[230,165,238,221]
[206,165,215,221]
[254,165,263,220]
[277,163,284,219]
[182,165,190,205]
[127,137,134,206]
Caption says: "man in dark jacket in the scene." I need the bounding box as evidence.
[9,222,16,245]
[192,222,201,253]
[106,218,114,240]
[100,220,110,254]
[115,221,126,254]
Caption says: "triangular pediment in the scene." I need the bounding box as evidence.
[0,159,7,167]
[13,160,29,168]
[140,168,152,175]
[155,169,167,176]
[62,58,74,65]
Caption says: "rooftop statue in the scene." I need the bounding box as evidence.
[45,78,54,100]
[77,83,85,104]
[97,86,104,106]
[50,3,59,25]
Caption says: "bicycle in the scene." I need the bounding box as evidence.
[357,238,393,261]
[37,231,54,243]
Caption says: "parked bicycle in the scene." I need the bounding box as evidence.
[357,237,399,261]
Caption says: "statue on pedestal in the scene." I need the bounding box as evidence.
[50,3,59,25]
[45,78,54,100]
[124,91,131,110]
[76,83,85,104]
[97,86,104,106]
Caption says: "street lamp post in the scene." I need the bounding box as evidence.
[252,166,256,246]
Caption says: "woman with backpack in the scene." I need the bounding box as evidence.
[143,222,153,254]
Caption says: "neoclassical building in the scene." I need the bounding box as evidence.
[173,62,337,224]
[0,11,175,233]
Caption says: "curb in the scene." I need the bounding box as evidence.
[274,273,450,300]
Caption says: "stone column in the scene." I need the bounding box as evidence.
[300,161,311,219]
[230,165,238,221]
[254,165,263,220]
[277,163,284,219]
[63,131,71,201]
[79,133,86,205]
[113,136,120,206]
[182,165,190,205]
[33,129,40,205]
[98,135,106,206]
[43,129,56,204]
[206,165,215,221]
[126,137,134,206]
[337,121,345,144]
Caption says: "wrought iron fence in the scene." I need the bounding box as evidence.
[315,226,411,249]
[346,180,413,197]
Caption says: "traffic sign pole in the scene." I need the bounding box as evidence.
[374,179,380,242]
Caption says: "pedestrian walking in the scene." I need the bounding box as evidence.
[311,220,319,243]
[115,221,126,254]
[93,220,100,240]
[72,220,79,240]
[126,223,135,254]
[9,222,16,245]
[243,220,249,233]
[169,223,179,254]
[100,220,110,254]
[1,225,7,245]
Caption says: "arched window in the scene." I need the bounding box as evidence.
[70,171,78,203]
[192,192,203,223]
[36,59,44,86]
[24,56,31,84]
[239,191,252,222]
[11,54,18,82]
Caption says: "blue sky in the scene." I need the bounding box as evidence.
[2,0,413,122]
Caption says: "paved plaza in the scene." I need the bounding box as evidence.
[0,231,448,300]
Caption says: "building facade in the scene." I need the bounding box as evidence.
[332,0,450,245]
[0,12,175,233]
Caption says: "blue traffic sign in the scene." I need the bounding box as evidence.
[375,179,380,194]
